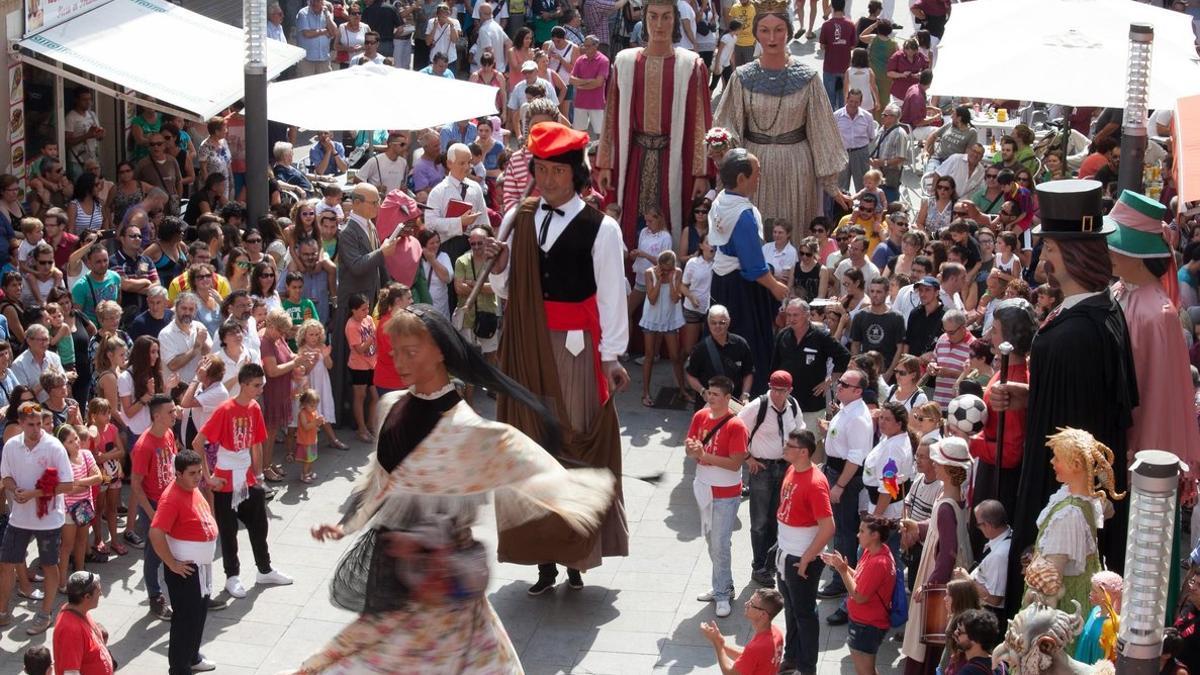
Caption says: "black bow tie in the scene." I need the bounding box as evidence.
[539,204,565,245]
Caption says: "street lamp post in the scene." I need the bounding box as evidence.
[1116,450,1186,675]
[1118,23,1153,195]
[245,0,269,222]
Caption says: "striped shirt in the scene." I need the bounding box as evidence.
[503,148,533,213]
[932,333,976,409]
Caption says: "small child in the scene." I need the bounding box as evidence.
[992,230,1022,283]
[45,302,76,376]
[296,388,324,483]
[317,184,344,221]
[58,424,101,587]
[22,645,51,675]
[87,398,126,557]
[852,170,888,227]
[468,143,488,190]
[345,293,379,443]
[639,250,686,407]
[179,356,228,505]
[1075,570,1123,664]
[296,319,344,449]
[604,203,621,223]
[16,217,44,273]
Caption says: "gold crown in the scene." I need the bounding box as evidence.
[754,0,790,14]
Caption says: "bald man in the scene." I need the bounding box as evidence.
[331,184,397,425]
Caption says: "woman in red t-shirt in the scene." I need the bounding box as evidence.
[823,515,898,675]
[373,285,413,397]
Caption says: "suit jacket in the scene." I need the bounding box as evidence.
[331,213,388,421]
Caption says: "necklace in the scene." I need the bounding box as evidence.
[746,64,788,134]
[411,381,455,400]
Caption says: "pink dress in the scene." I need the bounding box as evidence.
[1115,280,1200,465]
[263,336,296,430]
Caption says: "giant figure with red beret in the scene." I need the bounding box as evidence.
[488,122,631,594]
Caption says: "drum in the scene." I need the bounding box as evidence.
[920,584,950,645]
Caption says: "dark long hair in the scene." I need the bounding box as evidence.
[251,261,277,297]
[4,385,35,424]
[129,336,165,402]
[389,304,564,456]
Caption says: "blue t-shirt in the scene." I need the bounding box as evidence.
[1179,265,1196,290]
[308,141,346,175]
[71,271,122,324]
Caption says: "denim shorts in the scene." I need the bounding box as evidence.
[0,524,62,566]
[847,620,887,655]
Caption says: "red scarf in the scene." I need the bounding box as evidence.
[34,467,59,519]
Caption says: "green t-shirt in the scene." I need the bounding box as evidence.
[282,297,319,349]
[453,252,498,327]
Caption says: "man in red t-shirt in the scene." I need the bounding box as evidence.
[818,0,856,109]
[194,362,292,600]
[686,375,748,619]
[150,449,220,675]
[699,588,785,675]
[130,393,180,622]
[52,571,114,675]
[774,429,835,674]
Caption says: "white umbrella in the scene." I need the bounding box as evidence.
[929,0,1200,110]
[267,64,499,130]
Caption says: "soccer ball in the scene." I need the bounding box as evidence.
[947,394,987,436]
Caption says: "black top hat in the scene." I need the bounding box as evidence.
[1031,179,1114,238]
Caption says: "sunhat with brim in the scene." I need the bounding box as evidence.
[1105,189,1171,258]
[929,437,973,471]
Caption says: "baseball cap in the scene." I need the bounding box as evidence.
[915,276,941,290]
[769,370,793,389]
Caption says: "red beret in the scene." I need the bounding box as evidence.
[527,122,589,161]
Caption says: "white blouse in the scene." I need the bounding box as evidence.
[862,432,914,519]
[1035,486,1103,577]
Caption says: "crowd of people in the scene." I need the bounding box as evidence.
[3,0,1200,673]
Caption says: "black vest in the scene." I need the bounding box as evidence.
[537,203,603,302]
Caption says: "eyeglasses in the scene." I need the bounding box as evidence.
[746,602,766,612]
[709,320,729,326]
[245,237,262,244]
[36,260,53,267]
[694,208,709,215]
[836,379,862,389]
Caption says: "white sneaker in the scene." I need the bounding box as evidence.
[225,576,247,599]
[715,600,732,618]
[257,568,294,586]
[191,656,217,672]
[696,591,714,602]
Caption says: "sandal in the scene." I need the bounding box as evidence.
[110,541,129,556]
[327,438,348,450]
[641,394,655,408]
[264,467,286,482]
[301,472,315,484]
[355,431,372,443]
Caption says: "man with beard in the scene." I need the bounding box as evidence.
[487,122,629,594]
[991,179,1138,616]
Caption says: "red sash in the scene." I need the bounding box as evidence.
[544,295,608,405]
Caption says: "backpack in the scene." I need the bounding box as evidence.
[887,572,908,628]
[747,394,799,444]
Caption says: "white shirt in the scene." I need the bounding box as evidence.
[424,251,455,317]
[862,432,914,519]
[971,527,1012,603]
[357,153,409,194]
[824,397,873,465]
[1,431,73,531]
[491,195,629,361]
[936,153,986,198]
[681,255,713,313]
[11,350,65,403]
[425,17,462,64]
[350,52,387,65]
[893,283,921,322]
[940,289,965,312]
[834,257,880,296]
[65,109,101,166]
[547,40,576,81]
[473,19,510,72]
[762,241,798,279]
[738,395,802,461]
[675,0,697,50]
[472,1,509,20]
[191,381,228,431]
[425,174,490,242]
[117,370,150,434]
[507,77,559,110]
[217,347,254,400]
[158,320,210,384]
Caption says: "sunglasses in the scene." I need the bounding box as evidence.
[694,208,709,214]
[365,40,378,44]
[800,251,814,258]
[36,260,53,267]
[236,261,252,269]
[245,237,262,244]
[836,379,862,389]
[936,185,952,191]
[985,174,999,180]
[261,272,276,278]
[301,211,316,217]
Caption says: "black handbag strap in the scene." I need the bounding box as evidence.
[701,413,734,448]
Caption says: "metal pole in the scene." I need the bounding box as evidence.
[245,0,270,222]
[992,342,1012,502]
[1118,23,1154,195]
[1116,450,1185,675]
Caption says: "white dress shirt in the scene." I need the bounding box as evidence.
[825,397,873,465]
[491,195,629,361]
[737,394,802,461]
[936,153,986,198]
[971,527,1012,603]
[426,174,490,242]
[473,19,510,72]
[159,319,211,384]
[834,107,878,151]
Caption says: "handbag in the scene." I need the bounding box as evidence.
[69,498,96,526]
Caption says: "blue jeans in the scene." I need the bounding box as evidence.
[705,495,740,602]
[137,499,162,598]
[778,552,826,672]
[823,72,844,110]
[822,464,863,592]
[748,460,788,573]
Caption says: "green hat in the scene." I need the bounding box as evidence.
[1105,190,1170,258]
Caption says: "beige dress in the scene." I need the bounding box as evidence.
[714,57,848,245]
